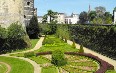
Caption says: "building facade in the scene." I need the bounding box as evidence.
[65,13,79,24]
[0,0,37,28]
[38,13,79,24]
[56,13,66,24]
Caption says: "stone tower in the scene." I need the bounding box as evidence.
[0,0,25,28]
[24,0,34,26]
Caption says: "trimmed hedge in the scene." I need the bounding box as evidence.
[69,25,116,60]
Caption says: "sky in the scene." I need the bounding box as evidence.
[34,0,116,16]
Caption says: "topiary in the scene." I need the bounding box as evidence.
[51,50,67,67]
[79,44,84,53]
[72,41,76,48]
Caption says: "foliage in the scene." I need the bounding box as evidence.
[0,22,31,54]
[24,51,35,58]
[41,66,58,73]
[56,24,70,42]
[79,11,88,24]
[88,11,97,21]
[69,25,116,60]
[72,41,76,48]
[79,44,84,53]
[51,50,67,66]
[26,16,40,39]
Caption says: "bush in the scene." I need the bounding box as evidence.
[24,52,35,58]
[51,50,67,67]
[79,45,84,53]
[72,41,76,48]
[0,22,31,54]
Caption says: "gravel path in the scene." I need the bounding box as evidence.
[0,62,11,73]
[67,40,116,70]
[1,37,45,73]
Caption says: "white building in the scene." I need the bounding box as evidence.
[56,13,66,24]
[65,13,79,24]
[114,11,116,24]
[37,16,43,23]
[37,12,79,24]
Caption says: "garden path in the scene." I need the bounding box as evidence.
[0,62,11,73]
[0,37,45,73]
[67,40,116,70]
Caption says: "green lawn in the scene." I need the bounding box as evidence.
[0,63,7,73]
[41,66,58,73]
[29,56,51,64]
[106,70,116,73]
[35,35,78,53]
[0,56,34,73]
[9,39,39,53]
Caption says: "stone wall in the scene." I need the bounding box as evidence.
[0,0,25,28]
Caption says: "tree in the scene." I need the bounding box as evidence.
[104,12,112,24]
[79,11,88,24]
[95,6,106,18]
[88,11,97,22]
[26,16,40,39]
[42,14,48,23]
[47,10,57,23]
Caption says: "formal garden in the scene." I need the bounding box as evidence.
[0,20,116,73]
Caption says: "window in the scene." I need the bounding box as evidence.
[27,2,30,5]
[24,15,26,18]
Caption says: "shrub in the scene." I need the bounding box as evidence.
[72,41,76,48]
[24,52,35,58]
[6,22,30,50]
[79,45,84,53]
[51,50,67,67]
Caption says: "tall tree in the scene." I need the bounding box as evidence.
[79,11,88,24]
[88,11,97,22]
[42,14,48,23]
[26,16,40,39]
[95,6,106,18]
[47,10,57,23]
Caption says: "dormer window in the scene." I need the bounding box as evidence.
[27,2,30,5]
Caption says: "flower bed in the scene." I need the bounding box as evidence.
[36,51,114,73]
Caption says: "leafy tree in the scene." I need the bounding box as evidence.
[42,14,48,23]
[79,11,88,24]
[26,16,40,39]
[88,11,97,22]
[95,6,106,18]
[6,22,30,51]
[104,12,112,24]
[47,10,57,23]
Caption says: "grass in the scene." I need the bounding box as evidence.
[35,35,78,53]
[0,56,34,73]
[10,39,39,56]
[106,70,116,73]
[9,39,39,53]
[0,63,7,73]
[41,66,58,73]
[29,56,51,64]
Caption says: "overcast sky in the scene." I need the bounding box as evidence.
[34,0,116,16]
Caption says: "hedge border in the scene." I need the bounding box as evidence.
[36,52,114,73]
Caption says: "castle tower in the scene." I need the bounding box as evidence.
[24,0,35,26]
[0,0,25,28]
